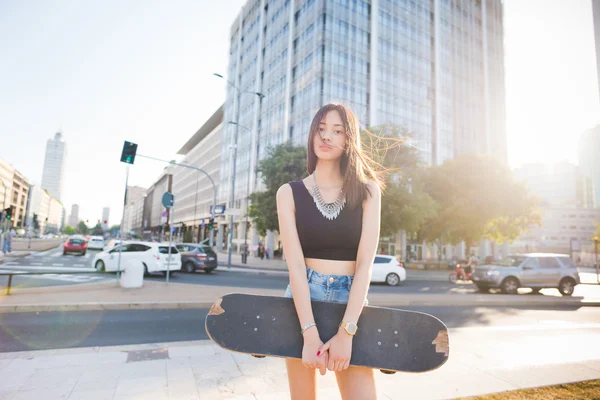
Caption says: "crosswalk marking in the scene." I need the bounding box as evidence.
[52,263,64,267]
[0,271,104,283]
[51,252,62,258]
[0,265,95,272]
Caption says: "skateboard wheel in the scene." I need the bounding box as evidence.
[251,354,266,359]
[380,369,396,375]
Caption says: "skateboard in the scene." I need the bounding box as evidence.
[205,293,449,374]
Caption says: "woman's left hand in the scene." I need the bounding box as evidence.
[317,330,353,372]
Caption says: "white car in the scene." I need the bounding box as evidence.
[370,255,407,286]
[103,239,124,252]
[93,241,182,275]
[87,236,105,250]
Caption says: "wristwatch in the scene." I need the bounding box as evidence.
[339,321,358,336]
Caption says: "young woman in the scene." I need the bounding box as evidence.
[276,104,383,400]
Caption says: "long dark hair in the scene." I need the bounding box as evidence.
[307,104,385,209]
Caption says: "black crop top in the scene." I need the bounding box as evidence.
[289,180,363,261]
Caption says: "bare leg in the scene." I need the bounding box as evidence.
[286,358,318,400]
[335,366,377,400]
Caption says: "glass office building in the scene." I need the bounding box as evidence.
[219,0,507,249]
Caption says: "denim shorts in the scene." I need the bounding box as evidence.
[283,266,368,305]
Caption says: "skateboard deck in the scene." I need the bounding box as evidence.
[205,293,449,374]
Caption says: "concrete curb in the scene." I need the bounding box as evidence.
[1,296,598,313]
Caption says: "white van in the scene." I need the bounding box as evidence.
[87,236,105,250]
[93,241,182,274]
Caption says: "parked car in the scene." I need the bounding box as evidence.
[93,242,181,275]
[176,243,218,273]
[63,236,87,256]
[87,236,105,250]
[471,253,580,296]
[370,255,406,286]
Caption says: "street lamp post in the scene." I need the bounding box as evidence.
[228,121,258,264]
[213,73,264,266]
[594,236,599,285]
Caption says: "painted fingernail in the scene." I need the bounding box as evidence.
[317,351,321,356]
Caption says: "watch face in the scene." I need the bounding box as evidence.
[346,323,358,335]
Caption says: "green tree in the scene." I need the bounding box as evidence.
[419,154,541,250]
[248,142,307,236]
[91,223,103,236]
[366,124,437,237]
[77,221,89,235]
[63,226,76,235]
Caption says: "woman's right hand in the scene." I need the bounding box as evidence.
[302,329,328,375]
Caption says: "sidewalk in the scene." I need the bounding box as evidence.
[1,278,599,313]
[0,337,598,399]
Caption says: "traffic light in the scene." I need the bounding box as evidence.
[208,218,215,230]
[120,141,138,164]
[4,206,13,220]
[103,220,107,224]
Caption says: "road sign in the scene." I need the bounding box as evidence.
[210,204,226,215]
[162,192,174,209]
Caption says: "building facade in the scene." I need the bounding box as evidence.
[510,207,600,264]
[141,172,173,241]
[171,106,223,245]
[219,0,507,256]
[0,158,31,230]
[68,204,80,227]
[26,185,63,234]
[578,126,600,208]
[41,132,67,201]
[513,162,594,209]
[122,186,147,235]
[102,207,110,229]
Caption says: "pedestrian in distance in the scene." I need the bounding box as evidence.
[277,103,391,400]
[265,246,270,260]
[2,226,16,254]
[258,242,265,260]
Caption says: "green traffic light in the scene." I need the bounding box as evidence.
[6,215,10,220]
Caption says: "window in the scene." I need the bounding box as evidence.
[130,244,151,252]
[374,257,389,264]
[110,244,131,253]
[557,256,574,268]
[158,246,179,254]
[539,257,560,269]
[522,258,538,269]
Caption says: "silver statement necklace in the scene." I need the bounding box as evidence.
[312,172,346,220]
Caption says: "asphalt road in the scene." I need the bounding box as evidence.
[0,246,109,290]
[0,306,598,353]
[3,246,599,299]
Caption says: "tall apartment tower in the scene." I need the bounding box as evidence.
[41,132,67,201]
[68,204,80,227]
[219,0,507,207]
[593,0,600,99]
[102,207,110,225]
[578,126,600,208]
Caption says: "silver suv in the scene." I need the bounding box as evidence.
[471,253,580,296]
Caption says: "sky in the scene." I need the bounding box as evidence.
[0,0,599,225]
